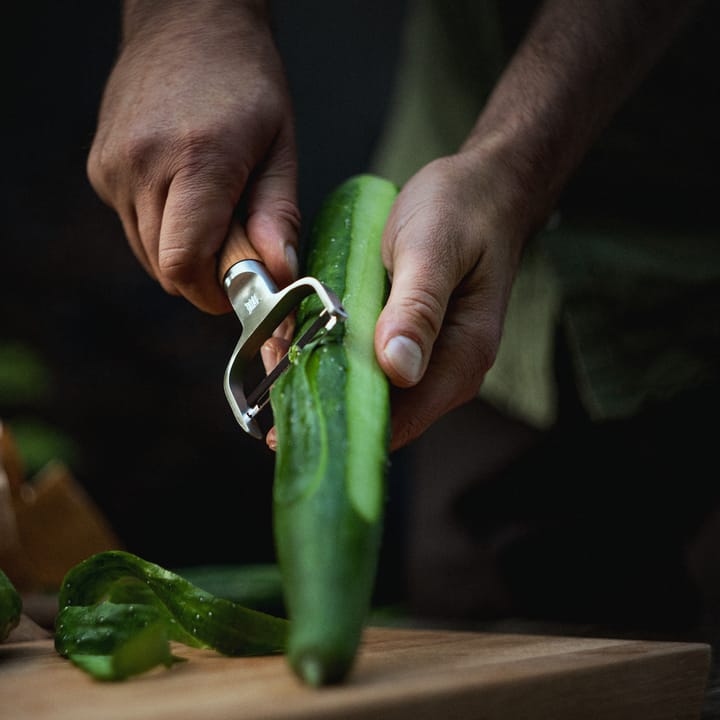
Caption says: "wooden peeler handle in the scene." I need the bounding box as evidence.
[217,221,262,286]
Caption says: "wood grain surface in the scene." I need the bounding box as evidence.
[0,627,710,720]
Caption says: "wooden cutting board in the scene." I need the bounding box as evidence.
[0,627,710,720]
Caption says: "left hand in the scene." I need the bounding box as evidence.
[374,147,538,449]
[263,145,540,451]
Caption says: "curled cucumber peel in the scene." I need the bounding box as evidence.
[55,550,288,681]
[0,568,22,642]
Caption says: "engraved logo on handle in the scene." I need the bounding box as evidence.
[244,293,260,314]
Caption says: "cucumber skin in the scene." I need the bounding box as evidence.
[273,346,382,685]
[56,550,288,657]
[0,569,22,642]
[271,175,397,686]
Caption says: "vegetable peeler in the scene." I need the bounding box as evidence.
[218,223,347,439]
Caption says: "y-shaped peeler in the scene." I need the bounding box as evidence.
[218,224,347,439]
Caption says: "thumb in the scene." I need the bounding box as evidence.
[375,218,459,389]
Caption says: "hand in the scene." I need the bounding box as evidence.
[375,148,538,449]
[87,1,300,313]
[263,146,542,452]
[373,0,700,449]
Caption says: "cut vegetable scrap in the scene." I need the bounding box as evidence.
[55,550,288,681]
[0,568,22,641]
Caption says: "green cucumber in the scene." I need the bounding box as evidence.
[0,568,22,642]
[271,174,398,686]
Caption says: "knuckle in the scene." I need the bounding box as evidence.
[395,417,426,448]
[89,128,169,194]
[157,244,196,284]
[169,130,217,169]
[170,132,247,199]
[464,319,501,381]
[119,127,236,193]
[441,315,501,402]
[398,287,445,342]
[86,148,107,197]
[122,127,173,179]
[86,137,122,199]
[270,197,302,232]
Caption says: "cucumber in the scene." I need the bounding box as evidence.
[0,568,22,642]
[271,174,397,686]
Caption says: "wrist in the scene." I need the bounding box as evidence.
[457,125,558,245]
[459,0,701,235]
[122,0,271,43]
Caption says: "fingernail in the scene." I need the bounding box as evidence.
[383,336,423,384]
[285,244,299,279]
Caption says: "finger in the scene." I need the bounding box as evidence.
[134,189,185,296]
[87,139,173,291]
[260,336,290,374]
[388,297,498,449]
[116,201,162,284]
[260,335,290,455]
[246,123,300,289]
[272,315,295,343]
[374,211,465,389]
[266,426,278,452]
[158,168,237,314]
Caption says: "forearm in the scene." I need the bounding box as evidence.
[463,0,701,228]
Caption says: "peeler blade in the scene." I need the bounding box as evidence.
[222,259,346,438]
[245,308,340,415]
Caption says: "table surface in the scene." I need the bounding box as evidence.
[0,626,711,720]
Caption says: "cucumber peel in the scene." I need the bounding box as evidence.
[271,174,398,686]
[56,601,183,681]
[55,550,288,681]
[0,568,22,642]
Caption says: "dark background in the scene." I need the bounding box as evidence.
[4,7,720,715]
[1,1,407,571]
[2,2,719,661]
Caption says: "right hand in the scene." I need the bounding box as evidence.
[87,1,300,313]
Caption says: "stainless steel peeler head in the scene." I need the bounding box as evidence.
[222,259,347,438]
